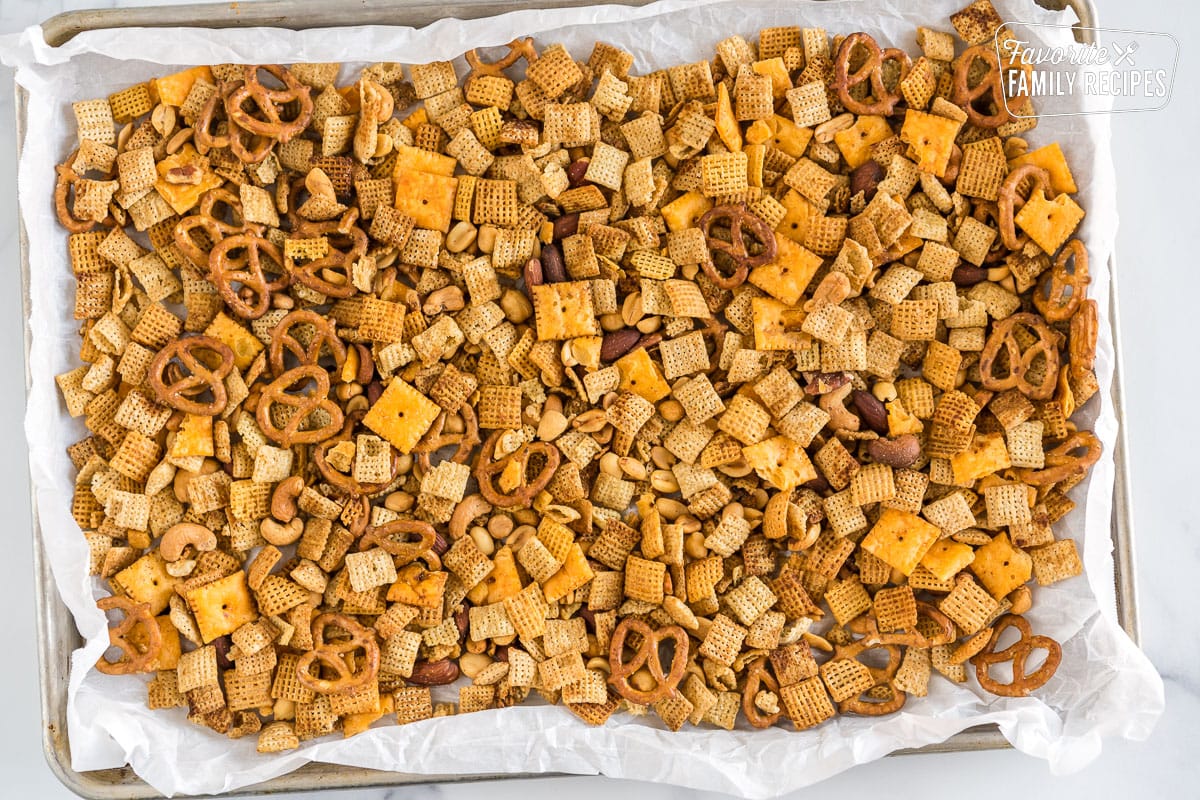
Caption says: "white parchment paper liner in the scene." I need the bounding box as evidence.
[1,0,1163,795]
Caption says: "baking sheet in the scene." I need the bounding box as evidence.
[0,0,1164,796]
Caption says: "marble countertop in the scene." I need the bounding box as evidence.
[1,0,1195,796]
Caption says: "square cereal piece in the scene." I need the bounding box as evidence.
[698,613,747,666]
[718,394,770,445]
[477,384,522,430]
[923,340,963,392]
[1031,539,1083,586]
[74,99,116,145]
[358,297,407,343]
[953,216,997,267]
[916,241,960,282]
[957,137,1008,201]
[444,535,494,589]
[786,81,831,128]
[540,650,587,692]
[781,677,835,730]
[344,547,399,593]
[922,492,977,534]
[1006,421,1045,469]
[891,298,940,341]
[819,657,874,703]
[658,332,709,380]
[825,576,872,626]
[409,61,457,99]
[938,576,1000,635]
[984,482,1033,528]
[531,282,599,341]
[874,585,919,633]
[362,378,440,454]
[813,437,859,490]
[621,556,666,605]
[394,687,434,724]
[824,490,868,537]
[851,462,896,506]
[951,0,1005,45]
[469,602,515,641]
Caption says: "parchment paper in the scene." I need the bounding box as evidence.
[1,0,1164,795]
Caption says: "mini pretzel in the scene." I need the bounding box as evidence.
[287,221,368,299]
[175,188,262,270]
[95,596,161,676]
[741,657,783,728]
[209,232,290,319]
[608,617,689,705]
[1069,298,1098,380]
[952,45,1012,129]
[1035,239,1090,322]
[257,364,345,447]
[834,641,905,716]
[474,429,560,508]
[360,519,437,566]
[847,601,957,649]
[194,81,235,155]
[268,309,348,376]
[1016,430,1102,487]
[295,613,380,695]
[997,164,1051,251]
[413,405,481,474]
[148,335,236,416]
[971,614,1061,697]
[697,205,778,290]
[54,152,98,234]
[313,409,401,495]
[979,312,1061,400]
[464,38,538,89]
[832,32,912,116]
[224,65,313,145]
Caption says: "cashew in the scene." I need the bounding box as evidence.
[866,433,921,468]
[271,476,305,523]
[819,383,861,432]
[160,522,218,562]
[803,271,852,312]
[449,494,492,541]
[422,285,465,316]
[261,517,304,546]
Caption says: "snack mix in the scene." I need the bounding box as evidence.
[56,0,1099,751]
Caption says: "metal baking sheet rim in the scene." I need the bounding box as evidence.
[14,0,1140,796]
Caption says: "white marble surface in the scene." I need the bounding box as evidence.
[0,0,1196,796]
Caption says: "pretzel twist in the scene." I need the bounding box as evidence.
[95,596,162,676]
[148,335,236,416]
[697,205,778,290]
[257,364,345,447]
[972,614,1062,697]
[608,617,689,705]
[979,312,1061,400]
[295,613,380,695]
[952,45,1013,129]
[473,429,560,508]
[832,32,912,116]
